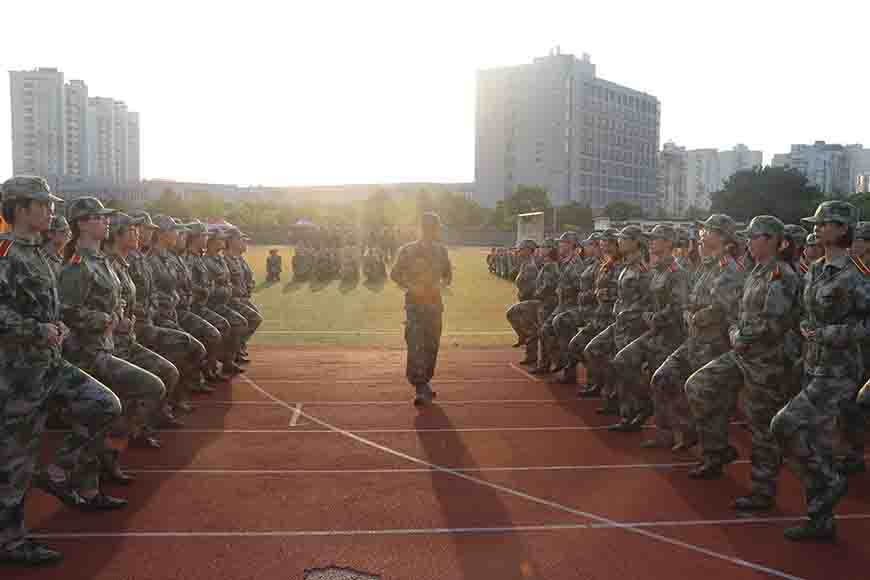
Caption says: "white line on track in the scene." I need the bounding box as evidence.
[257,330,514,336]
[289,403,303,427]
[199,399,585,406]
[508,362,543,382]
[148,425,654,434]
[241,376,806,580]
[32,514,870,540]
[249,377,532,384]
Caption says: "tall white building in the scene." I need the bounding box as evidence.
[657,141,688,216]
[475,50,661,210]
[771,141,866,195]
[683,144,762,210]
[9,68,66,186]
[9,66,141,188]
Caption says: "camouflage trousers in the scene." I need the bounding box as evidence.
[771,376,858,519]
[1,359,122,548]
[179,308,223,368]
[506,300,541,362]
[208,303,249,366]
[404,304,443,386]
[612,329,683,422]
[686,350,787,498]
[115,340,179,431]
[585,321,647,417]
[542,305,583,366]
[137,322,207,403]
[231,298,263,349]
[192,304,235,366]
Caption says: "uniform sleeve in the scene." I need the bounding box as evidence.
[59,262,111,333]
[819,271,870,346]
[733,268,799,348]
[693,263,744,328]
[147,255,178,315]
[0,256,47,345]
[617,267,651,323]
[651,267,689,329]
[189,258,211,301]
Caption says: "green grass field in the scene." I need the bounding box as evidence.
[246,245,518,348]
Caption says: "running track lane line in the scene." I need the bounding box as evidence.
[32,514,870,539]
[508,362,543,381]
[240,376,805,580]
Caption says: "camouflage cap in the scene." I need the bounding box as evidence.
[696,214,737,239]
[805,233,818,246]
[0,175,64,203]
[783,224,809,247]
[110,212,146,233]
[152,214,188,232]
[855,221,870,240]
[516,238,538,251]
[540,238,558,250]
[616,225,646,242]
[744,215,786,238]
[647,224,676,242]
[802,200,858,226]
[558,231,579,245]
[581,232,600,245]
[48,215,70,232]
[127,209,160,230]
[66,197,117,223]
[207,226,231,240]
[224,226,245,239]
[185,221,211,236]
[598,228,620,242]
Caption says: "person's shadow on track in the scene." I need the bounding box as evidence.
[283,278,307,293]
[413,407,543,578]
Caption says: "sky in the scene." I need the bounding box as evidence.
[1,0,867,187]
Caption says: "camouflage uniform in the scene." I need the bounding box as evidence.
[225,232,263,352]
[42,215,69,277]
[203,232,249,370]
[0,178,122,558]
[584,226,652,421]
[540,233,583,373]
[528,245,561,372]
[774,202,869,539]
[59,200,166,450]
[686,216,799,501]
[552,238,601,380]
[266,252,282,282]
[505,240,540,363]
[611,225,688,435]
[390,215,452,394]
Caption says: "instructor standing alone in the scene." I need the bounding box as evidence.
[391,212,452,406]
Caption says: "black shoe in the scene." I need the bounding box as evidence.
[640,437,675,449]
[733,493,774,511]
[630,406,654,428]
[33,473,83,507]
[158,415,185,429]
[518,358,538,366]
[129,434,162,450]
[0,540,63,566]
[222,363,245,376]
[784,517,836,542]
[189,382,216,394]
[576,385,600,398]
[101,467,136,485]
[76,492,128,512]
[688,447,738,480]
[609,419,642,433]
[528,365,553,375]
[816,476,849,515]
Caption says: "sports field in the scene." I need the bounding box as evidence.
[16,245,870,580]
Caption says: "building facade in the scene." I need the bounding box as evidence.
[9,67,141,189]
[657,141,688,216]
[475,50,660,211]
[682,144,762,211]
[771,141,868,195]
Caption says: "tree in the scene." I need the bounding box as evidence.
[504,185,551,217]
[555,202,594,232]
[604,201,644,220]
[189,191,224,219]
[145,188,190,218]
[710,167,824,225]
[848,193,870,221]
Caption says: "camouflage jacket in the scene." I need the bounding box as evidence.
[390,240,452,307]
[169,250,195,310]
[556,257,584,307]
[0,234,63,367]
[614,254,652,331]
[225,255,247,300]
[107,253,139,350]
[514,256,539,301]
[59,246,122,362]
[147,248,182,321]
[44,248,63,278]
[240,256,255,296]
[801,254,870,378]
[266,254,282,273]
[128,249,159,326]
[687,255,745,352]
[577,257,601,311]
[533,260,560,308]
[729,258,799,359]
[204,254,234,307]
[646,255,689,339]
[186,252,213,308]
[592,256,623,327]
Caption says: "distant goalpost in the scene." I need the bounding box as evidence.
[516,211,545,244]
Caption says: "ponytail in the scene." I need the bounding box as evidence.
[63,221,81,262]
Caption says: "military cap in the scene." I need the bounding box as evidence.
[127,209,160,230]
[48,215,70,232]
[207,226,231,240]
[152,214,189,232]
[616,225,646,242]
[0,175,64,203]
[224,226,245,239]
[805,233,818,246]
[516,239,538,251]
[744,215,786,238]
[540,238,558,250]
[783,224,809,247]
[855,221,870,241]
[802,200,858,226]
[185,221,211,236]
[109,212,146,233]
[598,228,620,242]
[66,197,117,224]
[582,232,600,244]
[696,214,737,239]
[647,224,676,242]
[558,231,579,245]
[421,212,441,227]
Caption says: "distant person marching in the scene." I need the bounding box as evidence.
[390,212,452,406]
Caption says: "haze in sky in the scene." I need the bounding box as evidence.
[1,0,867,187]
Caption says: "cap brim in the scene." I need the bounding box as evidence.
[801,216,819,224]
[49,194,65,203]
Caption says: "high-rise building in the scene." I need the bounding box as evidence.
[475,49,660,210]
[771,141,858,194]
[683,144,762,210]
[9,66,141,187]
[64,79,89,177]
[657,142,688,216]
[9,68,66,186]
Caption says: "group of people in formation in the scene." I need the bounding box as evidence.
[502,203,870,542]
[289,242,391,286]
[0,176,263,566]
